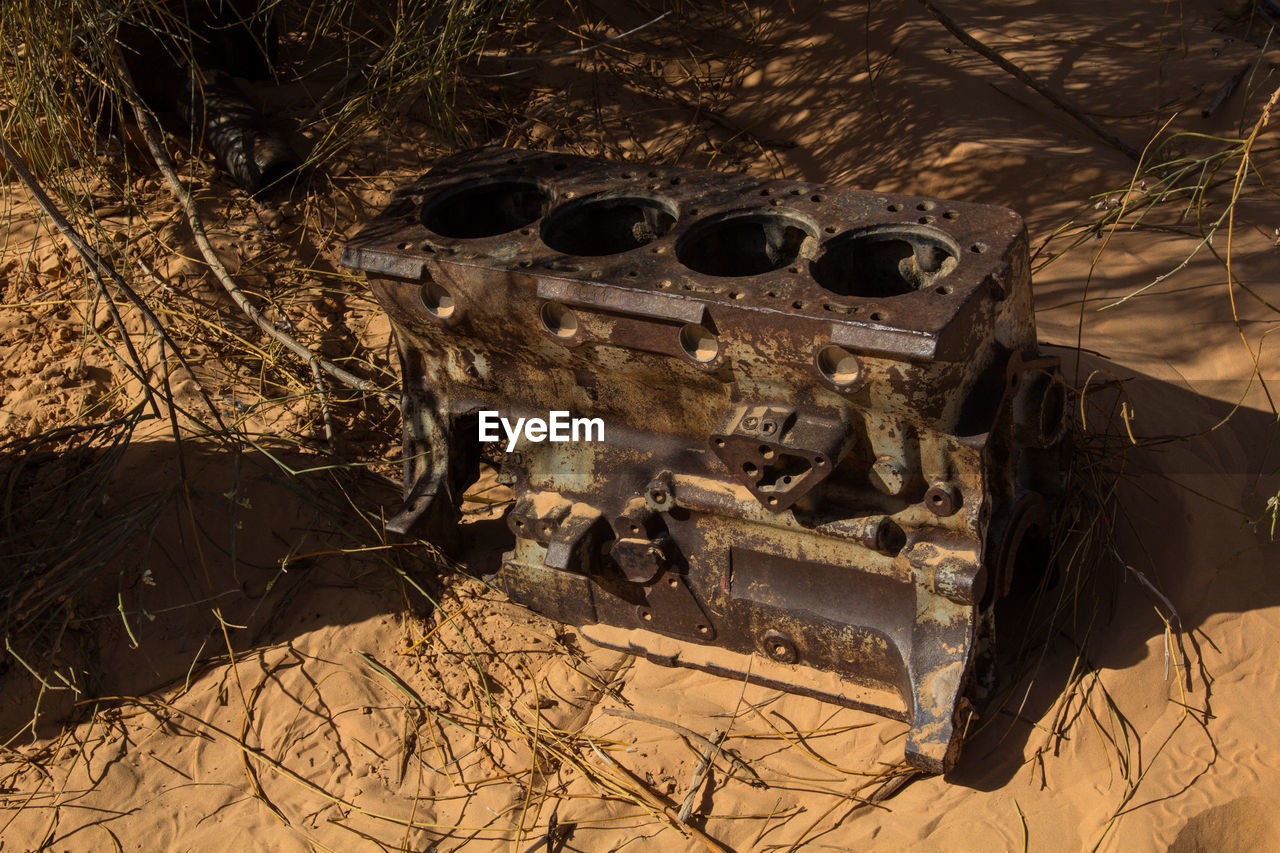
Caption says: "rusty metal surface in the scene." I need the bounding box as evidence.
[341,147,1065,774]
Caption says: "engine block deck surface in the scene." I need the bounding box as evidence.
[342,147,1064,773]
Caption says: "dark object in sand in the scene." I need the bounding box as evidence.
[119,1,298,193]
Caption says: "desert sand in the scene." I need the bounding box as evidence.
[2,1,1279,850]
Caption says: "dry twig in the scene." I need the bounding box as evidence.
[112,50,383,395]
[677,727,723,823]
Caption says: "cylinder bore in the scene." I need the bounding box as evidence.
[422,178,552,239]
[676,210,816,277]
[812,225,959,297]
[540,193,677,256]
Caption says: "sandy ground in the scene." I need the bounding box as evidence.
[2,1,1280,850]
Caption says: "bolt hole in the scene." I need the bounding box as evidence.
[668,578,678,587]
[767,496,778,505]
[971,242,988,253]
[816,344,861,386]
[814,456,826,466]
[870,311,886,321]
[679,323,719,362]
[697,625,709,634]
[792,300,805,309]
[540,301,578,338]
[918,215,935,225]
[887,202,903,212]
[713,437,726,447]
[811,194,825,202]
[824,225,837,234]
[422,282,455,319]
[1040,380,1067,441]
[944,210,959,220]
[936,284,952,294]
[642,611,653,621]
[759,445,774,459]
[743,462,759,476]
[876,520,908,555]
[760,188,773,196]
[917,201,936,211]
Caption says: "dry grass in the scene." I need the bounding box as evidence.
[0,3,796,849]
[1007,84,1280,848]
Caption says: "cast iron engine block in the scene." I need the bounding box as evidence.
[341,147,1065,773]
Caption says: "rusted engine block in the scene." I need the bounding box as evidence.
[341,148,1065,773]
